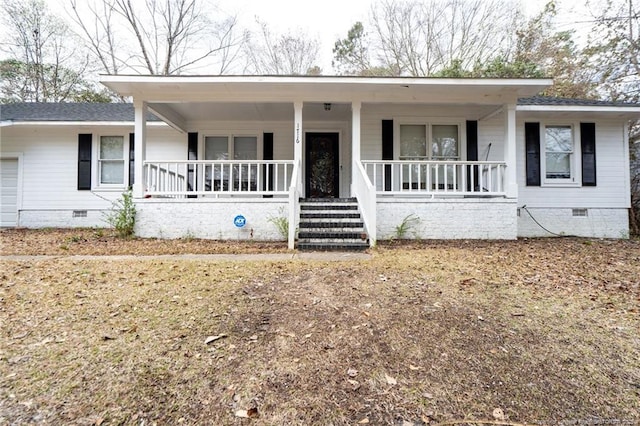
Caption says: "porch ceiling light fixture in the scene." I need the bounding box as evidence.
[324,103,332,111]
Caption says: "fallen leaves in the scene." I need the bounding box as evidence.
[234,407,258,419]
[346,379,361,390]
[0,228,289,256]
[2,235,639,425]
[492,407,506,420]
[204,334,227,345]
[384,373,397,386]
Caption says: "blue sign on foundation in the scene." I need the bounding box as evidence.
[233,215,247,228]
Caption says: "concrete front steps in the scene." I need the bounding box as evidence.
[297,198,370,251]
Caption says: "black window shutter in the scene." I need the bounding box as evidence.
[580,122,596,186]
[382,119,393,191]
[77,134,92,190]
[129,133,135,188]
[263,132,274,198]
[466,120,478,191]
[187,132,198,197]
[525,122,541,186]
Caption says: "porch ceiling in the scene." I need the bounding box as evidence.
[156,101,353,122]
[101,75,552,105]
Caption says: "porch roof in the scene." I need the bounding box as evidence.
[517,96,640,119]
[100,75,552,105]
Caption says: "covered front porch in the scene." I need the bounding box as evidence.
[101,76,552,248]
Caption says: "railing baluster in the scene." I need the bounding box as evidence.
[452,164,457,192]
[472,164,476,193]
[461,163,467,193]
[444,164,449,193]
[373,164,378,192]
[488,164,493,192]
[156,163,161,192]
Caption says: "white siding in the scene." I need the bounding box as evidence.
[516,117,630,208]
[478,115,505,161]
[1,124,183,227]
[360,103,507,161]
[0,158,19,226]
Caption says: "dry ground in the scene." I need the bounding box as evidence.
[1,230,639,425]
[0,228,289,256]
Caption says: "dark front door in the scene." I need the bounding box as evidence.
[305,132,339,198]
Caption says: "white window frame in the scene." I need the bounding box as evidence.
[395,119,465,161]
[95,134,128,189]
[540,121,582,187]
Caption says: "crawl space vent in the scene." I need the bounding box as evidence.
[73,210,88,218]
[572,208,588,217]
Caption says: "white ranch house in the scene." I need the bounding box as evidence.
[1,76,639,249]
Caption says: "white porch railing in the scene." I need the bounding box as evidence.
[352,161,377,246]
[361,160,507,196]
[144,160,295,197]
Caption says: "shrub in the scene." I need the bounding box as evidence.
[105,189,136,238]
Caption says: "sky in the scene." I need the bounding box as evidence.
[10,0,599,74]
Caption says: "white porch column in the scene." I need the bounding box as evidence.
[133,100,147,199]
[351,100,362,190]
[504,103,518,199]
[294,101,303,163]
[293,101,303,188]
[288,101,304,249]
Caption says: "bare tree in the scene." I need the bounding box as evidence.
[586,0,640,104]
[0,0,103,102]
[333,0,521,76]
[67,0,246,75]
[373,0,521,76]
[244,21,321,75]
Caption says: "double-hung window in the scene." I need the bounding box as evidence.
[98,136,125,186]
[399,123,460,190]
[542,124,578,185]
[526,121,593,187]
[204,135,258,191]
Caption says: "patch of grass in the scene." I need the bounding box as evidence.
[1,240,639,424]
[394,213,420,239]
[268,207,289,240]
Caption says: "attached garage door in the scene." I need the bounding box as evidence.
[1,158,19,227]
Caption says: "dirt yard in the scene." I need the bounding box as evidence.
[1,230,639,425]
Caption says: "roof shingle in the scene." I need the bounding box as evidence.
[0,102,159,122]
[517,96,638,107]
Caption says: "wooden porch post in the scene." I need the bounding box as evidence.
[133,100,147,199]
[351,100,362,194]
[504,103,518,199]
